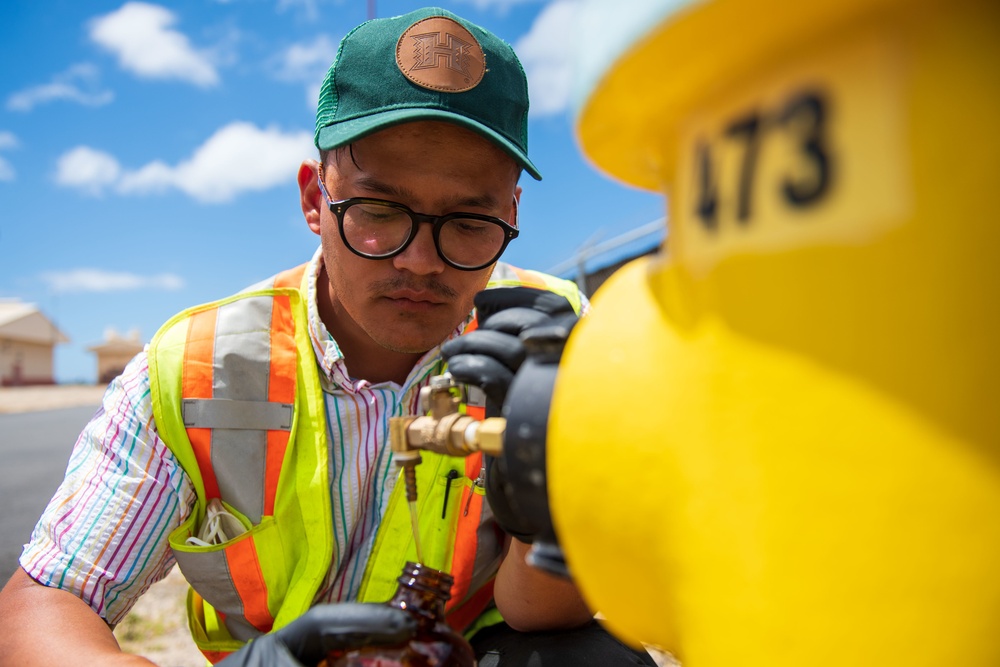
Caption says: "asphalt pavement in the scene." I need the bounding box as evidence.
[0,406,100,581]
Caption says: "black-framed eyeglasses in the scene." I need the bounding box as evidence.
[317,171,519,271]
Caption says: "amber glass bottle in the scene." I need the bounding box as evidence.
[323,562,476,667]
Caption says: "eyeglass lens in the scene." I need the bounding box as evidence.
[342,201,507,268]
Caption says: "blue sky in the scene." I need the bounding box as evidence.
[0,0,664,383]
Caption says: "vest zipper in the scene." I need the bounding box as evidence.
[464,465,486,517]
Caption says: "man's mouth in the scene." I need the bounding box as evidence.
[384,289,445,304]
[381,290,448,312]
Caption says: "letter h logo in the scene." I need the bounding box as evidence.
[407,30,474,79]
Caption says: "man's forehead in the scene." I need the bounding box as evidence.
[331,121,519,171]
[347,173,506,210]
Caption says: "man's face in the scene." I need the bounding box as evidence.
[307,121,520,356]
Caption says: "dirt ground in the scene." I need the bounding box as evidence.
[114,567,206,667]
[2,385,677,666]
[0,384,108,413]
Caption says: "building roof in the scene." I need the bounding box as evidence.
[0,300,36,327]
[0,299,70,344]
[87,328,145,354]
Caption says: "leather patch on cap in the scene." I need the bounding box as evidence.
[396,16,485,93]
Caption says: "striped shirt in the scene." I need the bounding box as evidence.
[20,248,477,624]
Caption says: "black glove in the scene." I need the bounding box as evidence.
[217,603,416,667]
[441,287,578,549]
[442,287,577,417]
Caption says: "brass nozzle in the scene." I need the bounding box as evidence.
[399,458,419,503]
[475,418,506,457]
[397,413,506,458]
[390,416,423,502]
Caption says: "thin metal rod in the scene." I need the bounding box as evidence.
[547,218,665,277]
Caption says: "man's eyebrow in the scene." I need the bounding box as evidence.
[353,175,501,211]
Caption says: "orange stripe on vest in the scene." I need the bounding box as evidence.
[273,263,308,290]
[445,452,485,629]
[264,293,296,516]
[183,308,220,499]
[509,266,547,289]
[226,538,274,632]
[447,578,496,633]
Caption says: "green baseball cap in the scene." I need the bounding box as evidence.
[314,6,541,180]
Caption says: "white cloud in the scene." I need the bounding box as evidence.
[277,0,321,21]
[56,122,313,203]
[305,80,323,110]
[55,146,122,196]
[40,268,185,294]
[0,131,16,182]
[515,0,580,117]
[6,63,114,112]
[454,0,544,11]
[271,35,336,107]
[274,36,336,81]
[89,2,219,87]
[120,122,313,202]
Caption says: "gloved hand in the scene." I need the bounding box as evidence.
[442,287,577,417]
[441,287,578,546]
[217,603,416,667]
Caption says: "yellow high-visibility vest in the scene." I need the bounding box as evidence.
[149,261,582,662]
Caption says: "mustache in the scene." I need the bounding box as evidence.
[370,276,458,300]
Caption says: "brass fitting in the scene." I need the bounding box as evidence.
[476,418,506,456]
[388,374,507,506]
[400,413,505,458]
[388,374,507,462]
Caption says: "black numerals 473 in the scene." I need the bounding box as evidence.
[694,91,833,231]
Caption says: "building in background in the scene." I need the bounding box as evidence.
[0,299,70,386]
[87,329,144,385]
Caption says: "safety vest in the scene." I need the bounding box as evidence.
[148,261,582,663]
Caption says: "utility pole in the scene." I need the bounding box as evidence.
[368,0,376,20]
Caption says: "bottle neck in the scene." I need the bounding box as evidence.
[389,562,453,621]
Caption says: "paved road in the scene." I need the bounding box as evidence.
[0,406,99,581]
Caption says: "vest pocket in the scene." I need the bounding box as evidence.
[169,507,287,644]
[418,467,485,572]
[437,467,482,522]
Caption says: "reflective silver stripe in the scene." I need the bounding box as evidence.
[211,295,277,524]
[172,549,261,642]
[224,615,261,643]
[240,275,279,293]
[215,297,273,400]
[182,398,292,430]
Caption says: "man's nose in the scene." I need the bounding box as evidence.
[392,222,446,275]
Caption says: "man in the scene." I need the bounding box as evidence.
[0,8,655,666]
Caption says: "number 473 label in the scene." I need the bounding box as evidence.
[673,32,912,274]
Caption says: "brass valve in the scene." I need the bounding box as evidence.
[390,374,506,503]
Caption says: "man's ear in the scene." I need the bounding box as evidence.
[512,185,522,228]
[299,160,322,235]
